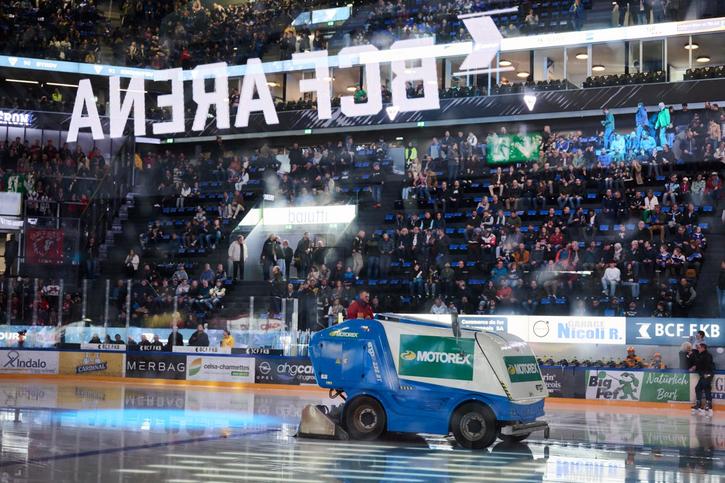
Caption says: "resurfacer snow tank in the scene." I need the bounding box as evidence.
[299,313,549,448]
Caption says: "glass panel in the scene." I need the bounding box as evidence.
[533,47,565,82]
[592,41,626,78]
[642,39,664,74]
[566,44,591,87]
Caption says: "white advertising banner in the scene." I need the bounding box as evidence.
[0,350,59,375]
[523,316,626,345]
[80,343,126,352]
[173,346,231,354]
[186,356,255,383]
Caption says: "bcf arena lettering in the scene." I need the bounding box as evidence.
[558,321,620,341]
[66,38,440,143]
[654,323,720,338]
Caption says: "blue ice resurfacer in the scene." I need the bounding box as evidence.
[299,314,549,448]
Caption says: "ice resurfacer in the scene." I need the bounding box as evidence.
[299,314,549,448]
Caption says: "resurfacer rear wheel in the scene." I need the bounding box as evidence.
[451,402,497,449]
[344,396,386,441]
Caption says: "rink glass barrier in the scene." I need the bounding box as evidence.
[0,283,309,357]
[0,346,722,404]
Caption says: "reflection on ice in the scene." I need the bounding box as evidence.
[0,381,722,483]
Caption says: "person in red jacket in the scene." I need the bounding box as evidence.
[347,291,374,320]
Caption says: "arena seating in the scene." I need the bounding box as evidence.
[87,102,725,332]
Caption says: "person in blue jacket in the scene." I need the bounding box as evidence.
[601,108,615,150]
[635,102,649,141]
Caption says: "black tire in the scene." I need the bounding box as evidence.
[450,402,497,449]
[498,431,530,444]
[344,396,386,441]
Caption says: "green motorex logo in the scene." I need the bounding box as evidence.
[504,356,541,383]
[398,335,474,381]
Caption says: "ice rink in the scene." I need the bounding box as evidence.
[0,380,722,482]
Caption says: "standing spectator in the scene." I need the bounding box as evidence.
[282,240,294,280]
[654,102,670,147]
[351,230,366,278]
[601,108,615,150]
[124,249,139,277]
[84,237,99,278]
[674,278,696,316]
[221,329,235,348]
[347,290,374,320]
[689,343,715,415]
[718,260,725,317]
[260,234,277,281]
[570,0,585,30]
[4,234,18,276]
[369,162,384,208]
[188,324,210,347]
[635,102,649,141]
[166,325,183,350]
[295,232,313,278]
[227,235,247,281]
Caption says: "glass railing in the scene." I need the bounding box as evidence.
[0,280,305,355]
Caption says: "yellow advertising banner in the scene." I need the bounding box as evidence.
[59,352,125,377]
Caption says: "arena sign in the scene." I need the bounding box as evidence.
[66,15,504,143]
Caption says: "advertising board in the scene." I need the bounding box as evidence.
[585,370,690,403]
[255,357,316,385]
[58,352,125,377]
[126,353,187,380]
[398,335,474,381]
[186,356,255,383]
[0,350,59,375]
[626,318,723,346]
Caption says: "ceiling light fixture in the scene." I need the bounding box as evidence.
[696,55,710,63]
[266,81,280,87]
[345,86,356,92]
[499,59,512,67]
[516,71,530,78]
[684,43,699,50]
[5,78,39,84]
[592,64,606,72]
[575,53,588,60]
[46,82,78,88]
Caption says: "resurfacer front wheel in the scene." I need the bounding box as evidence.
[451,402,497,449]
[344,396,386,441]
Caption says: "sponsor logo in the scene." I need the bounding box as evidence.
[400,350,416,361]
[258,361,271,375]
[277,362,314,377]
[533,320,549,338]
[188,357,202,377]
[2,350,47,369]
[329,329,358,338]
[126,360,185,373]
[627,318,723,346]
[398,335,474,381]
[75,353,108,374]
[587,371,642,401]
[504,356,541,383]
